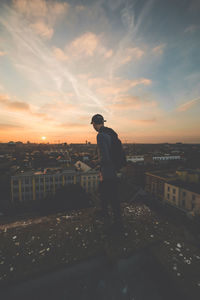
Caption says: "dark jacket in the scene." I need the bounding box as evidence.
[97,126,117,180]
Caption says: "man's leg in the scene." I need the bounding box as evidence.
[99,180,109,217]
[109,178,123,225]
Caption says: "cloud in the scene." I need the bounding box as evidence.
[68,32,98,57]
[57,122,88,129]
[0,94,30,111]
[132,118,156,125]
[53,47,68,61]
[95,78,152,96]
[107,95,157,111]
[119,47,144,65]
[0,12,105,113]
[13,0,68,19]
[104,49,113,58]
[107,95,141,110]
[13,0,47,18]
[184,25,199,33]
[30,112,53,121]
[30,21,53,39]
[152,43,166,55]
[0,93,53,120]
[13,0,69,39]
[65,32,113,60]
[0,123,23,130]
[0,51,6,56]
[176,97,200,112]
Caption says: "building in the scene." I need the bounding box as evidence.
[74,161,92,172]
[126,155,144,163]
[164,181,200,216]
[153,155,181,161]
[145,170,177,201]
[11,168,99,204]
[79,171,100,194]
[146,168,200,216]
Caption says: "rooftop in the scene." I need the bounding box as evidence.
[0,203,200,299]
[145,170,177,179]
[168,180,200,194]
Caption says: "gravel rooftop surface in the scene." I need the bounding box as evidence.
[0,202,200,299]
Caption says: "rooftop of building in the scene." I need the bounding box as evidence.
[12,167,77,177]
[145,169,177,179]
[167,180,200,194]
[12,166,99,178]
[0,202,200,299]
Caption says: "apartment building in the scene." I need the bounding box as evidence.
[145,170,177,201]
[79,171,99,194]
[164,181,200,216]
[153,155,181,161]
[126,155,144,163]
[11,168,99,203]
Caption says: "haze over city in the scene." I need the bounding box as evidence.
[0,0,200,144]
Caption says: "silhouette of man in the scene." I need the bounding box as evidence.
[91,114,123,228]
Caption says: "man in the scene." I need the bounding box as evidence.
[91,114,123,228]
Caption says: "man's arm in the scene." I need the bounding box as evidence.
[97,133,111,166]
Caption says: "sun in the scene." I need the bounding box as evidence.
[41,136,46,141]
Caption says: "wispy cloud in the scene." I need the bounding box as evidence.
[96,78,152,96]
[176,97,200,112]
[57,122,88,129]
[0,93,52,120]
[152,43,166,55]
[184,25,199,33]
[30,21,54,39]
[53,47,68,61]
[132,118,156,125]
[13,0,69,39]
[62,32,113,60]
[107,95,157,111]
[0,123,24,130]
[0,94,30,111]
[108,0,154,77]
[0,7,106,113]
[0,50,6,56]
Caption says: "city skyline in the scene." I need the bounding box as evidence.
[0,0,200,144]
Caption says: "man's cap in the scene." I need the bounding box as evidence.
[91,114,106,124]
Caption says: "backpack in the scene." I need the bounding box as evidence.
[101,127,127,171]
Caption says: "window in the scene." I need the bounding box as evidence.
[13,196,19,201]
[167,186,170,192]
[192,194,196,201]
[167,193,170,199]
[182,191,186,197]
[191,200,195,210]
[172,196,176,202]
[173,188,176,194]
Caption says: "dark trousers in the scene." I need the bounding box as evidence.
[99,178,122,222]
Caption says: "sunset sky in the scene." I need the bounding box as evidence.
[0,0,200,143]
